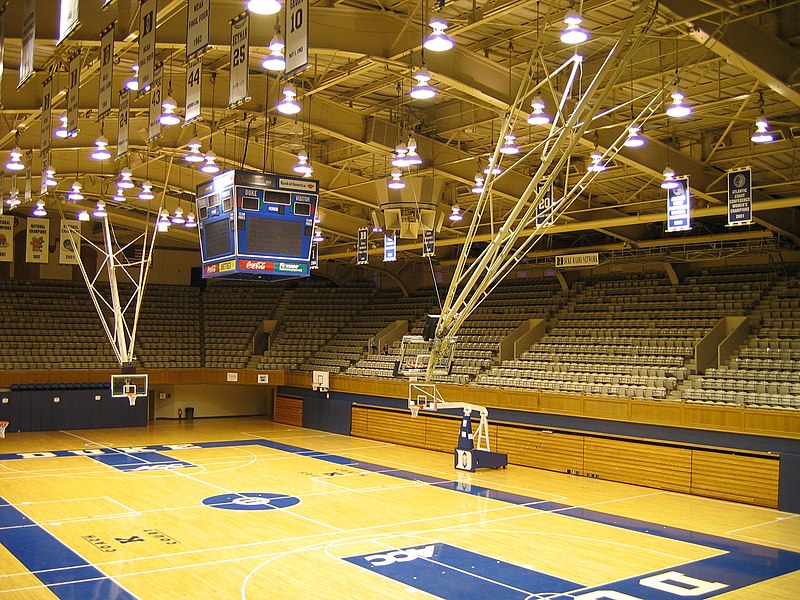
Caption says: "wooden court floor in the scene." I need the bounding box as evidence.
[1,416,798,599]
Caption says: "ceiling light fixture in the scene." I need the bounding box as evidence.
[423,18,454,52]
[560,12,589,45]
[483,157,502,175]
[159,95,182,126]
[171,206,185,225]
[312,228,324,242]
[117,168,135,189]
[6,188,20,209]
[292,148,313,176]
[448,204,464,222]
[54,115,72,139]
[751,115,774,143]
[44,166,58,187]
[90,135,112,160]
[138,181,155,201]
[200,150,220,174]
[409,68,437,100]
[5,147,25,171]
[67,180,83,201]
[77,209,90,221]
[93,200,108,218]
[247,0,281,15]
[276,82,302,114]
[623,125,645,148]
[112,188,126,202]
[405,137,423,166]
[471,172,485,194]
[262,34,286,71]
[184,212,198,228]
[661,165,679,189]
[33,199,47,217]
[499,132,520,155]
[587,150,606,172]
[184,138,205,163]
[387,169,406,189]
[526,96,551,126]
[665,89,692,118]
[125,65,140,91]
[157,209,171,232]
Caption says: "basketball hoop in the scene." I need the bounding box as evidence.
[125,392,138,407]
[0,421,8,438]
[410,404,422,418]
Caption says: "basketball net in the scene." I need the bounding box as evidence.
[126,392,138,407]
[0,421,8,438]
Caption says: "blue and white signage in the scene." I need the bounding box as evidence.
[384,233,396,262]
[727,167,752,226]
[666,176,691,232]
[422,229,435,257]
[356,227,369,265]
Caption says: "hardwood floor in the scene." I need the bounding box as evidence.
[1,417,798,599]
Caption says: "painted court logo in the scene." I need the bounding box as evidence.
[202,492,300,511]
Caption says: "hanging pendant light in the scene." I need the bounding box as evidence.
[405,137,423,166]
[471,172,485,194]
[409,68,437,100]
[247,0,281,15]
[391,142,410,168]
[483,157,502,175]
[171,206,186,224]
[262,35,286,71]
[292,148,313,176]
[160,95,181,126]
[93,200,108,218]
[526,96,551,126]
[560,12,589,45]
[665,89,692,118]
[312,228,324,242]
[448,204,464,222]
[138,181,155,201]
[6,188,20,209]
[499,132,520,155]
[423,18,454,52]
[5,147,25,171]
[157,209,171,232]
[112,188,126,202]
[44,166,58,187]
[184,212,198,228]
[33,199,47,217]
[67,180,84,201]
[77,209,91,222]
[751,114,774,143]
[661,165,679,189]
[90,136,112,160]
[54,115,72,139]
[184,138,205,163]
[587,150,606,173]
[117,168,135,189]
[387,169,405,189]
[125,65,140,91]
[200,150,220,174]
[624,125,646,148]
[276,82,302,114]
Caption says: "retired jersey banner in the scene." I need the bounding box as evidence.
[422,229,435,257]
[40,76,53,190]
[59,219,80,264]
[310,242,319,269]
[148,65,162,142]
[19,0,36,87]
[59,0,79,43]
[138,0,156,94]
[185,57,202,124]
[0,215,14,262]
[666,176,691,232]
[186,0,210,61]
[535,181,554,226]
[67,52,81,136]
[98,23,115,119]
[285,0,308,76]
[356,227,369,265]
[0,4,6,107]
[228,12,250,107]
[727,167,752,226]
[26,217,49,263]
[118,89,130,157]
[384,233,396,262]
[24,150,32,202]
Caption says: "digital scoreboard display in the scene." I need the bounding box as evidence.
[196,170,319,281]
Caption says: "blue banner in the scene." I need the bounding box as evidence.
[667,176,691,232]
[422,230,435,257]
[384,233,396,262]
[535,181,554,226]
[727,167,752,226]
[356,227,369,265]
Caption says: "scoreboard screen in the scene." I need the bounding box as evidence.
[196,169,319,281]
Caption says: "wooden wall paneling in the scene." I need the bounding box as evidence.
[691,450,780,508]
[495,426,584,473]
[274,396,303,427]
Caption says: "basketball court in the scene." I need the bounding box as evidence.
[1,417,798,599]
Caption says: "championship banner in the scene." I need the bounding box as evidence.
[19,0,36,87]
[422,229,435,257]
[228,13,250,108]
[555,252,599,268]
[727,167,752,226]
[67,53,81,136]
[0,4,5,107]
[185,57,202,124]
[98,23,115,119]
[356,227,369,265]
[137,0,156,94]
[59,0,79,43]
[384,233,396,262]
[0,215,13,262]
[285,0,308,76]
[26,217,49,264]
[40,76,53,194]
[666,176,692,232]
[186,0,210,61]
[147,65,162,142]
[117,89,130,158]
[535,181,554,226]
[310,242,319,269]
[59,219,80,265]
[24,150,32,202]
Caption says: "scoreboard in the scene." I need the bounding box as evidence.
[196,169,318,281]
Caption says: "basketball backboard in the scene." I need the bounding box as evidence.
[397,335,456,378]
[111,374,149,406]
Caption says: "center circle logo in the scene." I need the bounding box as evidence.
[202,492,300,511]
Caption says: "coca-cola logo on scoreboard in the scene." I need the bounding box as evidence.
[239,260,274,272]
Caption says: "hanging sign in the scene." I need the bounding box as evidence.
[26,217,49,264]
[310,242,319,269]
[285,0,308,76]
[19,0,36,87]
[356,227,369,265]
[24,151,32,202]
[727,167,752,226]
[535,181,554,226]
[228,12,250,108]
[59,219,81,265]
[59,0,80,43]
[0,4,6,107]
[40,76,53,194]
[555,252,599,268]
[98,23,115,119]
[384,233,396,262]
[422,229,435,257]
[186,0,210,61]
[117,89,130,158]
[147,65,163,142]
[137,0,157,94]
[0,215,14,262]
[185,57,202,124]
[67,53,81,136]
[666,176,692,232]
